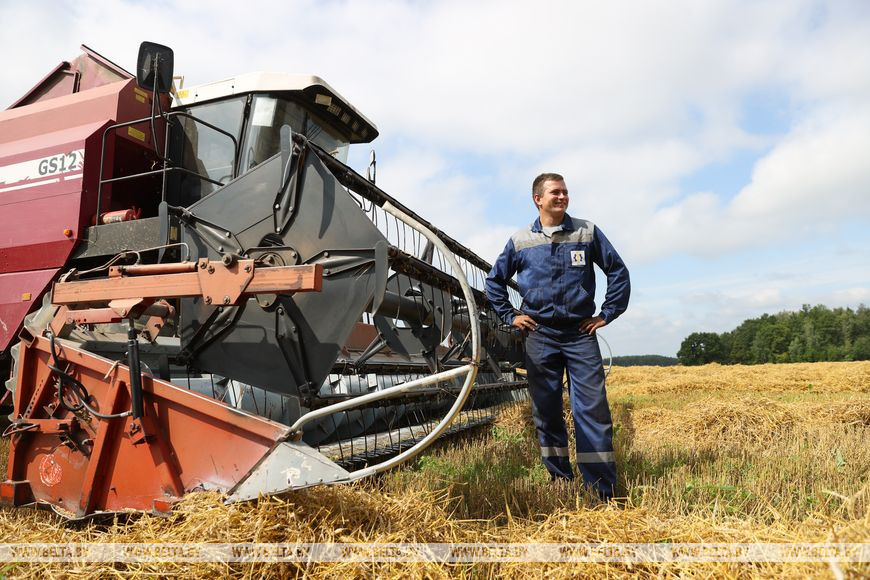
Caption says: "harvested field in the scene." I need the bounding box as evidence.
[1,361,868,578]
[609,360,870,396]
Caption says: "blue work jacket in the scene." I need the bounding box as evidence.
[485,214,630,330]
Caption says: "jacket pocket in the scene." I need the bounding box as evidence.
[522,287,546,311]
[561,282,589,309]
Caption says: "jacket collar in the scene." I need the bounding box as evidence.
[530,213,574,233]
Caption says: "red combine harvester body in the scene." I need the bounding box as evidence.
[1,47,164,353]
[0,43,526,518]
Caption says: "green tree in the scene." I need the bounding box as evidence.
[678,303,870,365]
[787,335,805,362]
[678,332,723,365]
[852,336,870,361]
[611,355,679,366]
[729,319,760,364]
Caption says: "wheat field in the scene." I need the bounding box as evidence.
[0,361,868,578]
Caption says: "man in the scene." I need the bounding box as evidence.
[485,173,630,499]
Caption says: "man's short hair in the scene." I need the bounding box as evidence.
[532,173,565,197]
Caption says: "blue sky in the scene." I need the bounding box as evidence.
[3,0,869,356]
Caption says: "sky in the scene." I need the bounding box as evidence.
[3,0,869,357]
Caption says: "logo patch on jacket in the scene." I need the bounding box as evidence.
[570,250,586,267]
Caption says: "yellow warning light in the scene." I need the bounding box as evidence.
[22,293,32,301]
[63,229,73,237]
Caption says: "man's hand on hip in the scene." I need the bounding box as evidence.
[579,316,606,335]
[512,314,538,333]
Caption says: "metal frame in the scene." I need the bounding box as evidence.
[286,200,482,480]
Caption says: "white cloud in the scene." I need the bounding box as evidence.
[746,288,784,308]
[729,107,870,224]
[4,0,870,356]
[0,1,826,149]
[586,101,870,264]
[832,287,870,305]
[373,147,518,265]
[781,2,870,104]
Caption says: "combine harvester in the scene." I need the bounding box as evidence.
[0,42,527,518]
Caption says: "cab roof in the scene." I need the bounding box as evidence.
[173,72,378,144]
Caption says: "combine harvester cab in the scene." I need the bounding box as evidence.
[0,43,526,518]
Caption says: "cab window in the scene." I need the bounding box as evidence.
[241,95,349,170]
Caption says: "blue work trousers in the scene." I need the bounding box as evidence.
[524,328,616,498]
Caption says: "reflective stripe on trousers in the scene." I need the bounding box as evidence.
[577,451,615,463]
[541,446,570,457]
[525,328,616,498]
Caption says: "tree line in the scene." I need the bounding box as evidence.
[612,355,679,367]
[677,304,870,365]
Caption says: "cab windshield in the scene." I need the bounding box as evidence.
[241,95,349,170]
[173,94,350,204]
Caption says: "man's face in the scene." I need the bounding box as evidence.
[534,179,569,216]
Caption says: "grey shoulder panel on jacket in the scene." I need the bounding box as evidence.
[510,217,595,251]
[510,227,546,252]
[566,217,595,243]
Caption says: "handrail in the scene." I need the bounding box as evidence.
[94,111,239,221]
[287,366,472,434]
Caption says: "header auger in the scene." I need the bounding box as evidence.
[0,42,527,517]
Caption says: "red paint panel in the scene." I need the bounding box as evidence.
[0,79,154,147]
[5,338,289,516]
[1,119,108,245]
[0,73,166,356]
[0,268,58,351]
[0,191,81,273]
[0,118,110,276]
[0,119,105,165]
